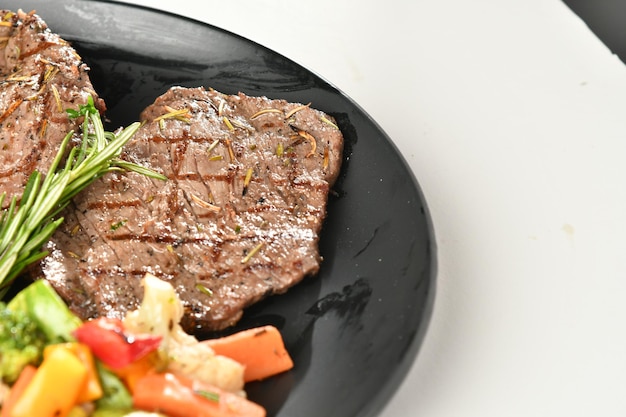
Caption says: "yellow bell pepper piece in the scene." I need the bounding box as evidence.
[10,346,88,417]
[44,343,103,403]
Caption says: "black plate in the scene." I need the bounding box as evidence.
[4,1,436,416]
[563,0,626,64]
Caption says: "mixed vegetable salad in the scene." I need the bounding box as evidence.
[0,274,293,417]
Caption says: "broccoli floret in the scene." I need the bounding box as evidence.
[0,302,46,384]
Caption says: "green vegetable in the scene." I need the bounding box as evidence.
[0,97,166,297]
[2,279,135,411]
[1,279,133,410]
[0,279,78,383]
[0,300,46,383]
[94,362,133,411]
[7,279,81,343]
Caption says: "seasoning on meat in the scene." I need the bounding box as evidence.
[39,86,344,333]
[0,9,105,206]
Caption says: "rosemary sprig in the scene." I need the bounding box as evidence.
[0,96,166,296]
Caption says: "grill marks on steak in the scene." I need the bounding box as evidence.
[0,10,104,205]
[42,86,344,332]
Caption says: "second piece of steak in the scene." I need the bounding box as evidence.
[40,86,344,332]
[0,9,104,205]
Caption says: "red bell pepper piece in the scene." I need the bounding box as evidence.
[73,317,161,369]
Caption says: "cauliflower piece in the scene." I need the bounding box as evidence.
[123,274,245,393]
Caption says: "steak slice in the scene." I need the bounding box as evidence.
[0,9,104,205]
[40,86,344,332]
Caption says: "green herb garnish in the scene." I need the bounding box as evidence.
[0,96,166,296]
[195,389,220,403]
[195,283,214,297]
[110,219,128,231]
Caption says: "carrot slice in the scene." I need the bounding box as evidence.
[0,365,37,417]
[133,371,265,417]
[203,325,294,382]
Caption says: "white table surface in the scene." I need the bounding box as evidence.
[121,1,626,416]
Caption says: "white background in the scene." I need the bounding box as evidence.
[121,1,626,415]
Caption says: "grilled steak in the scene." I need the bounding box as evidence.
[0,9,104,205]
[40,86,343,332]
